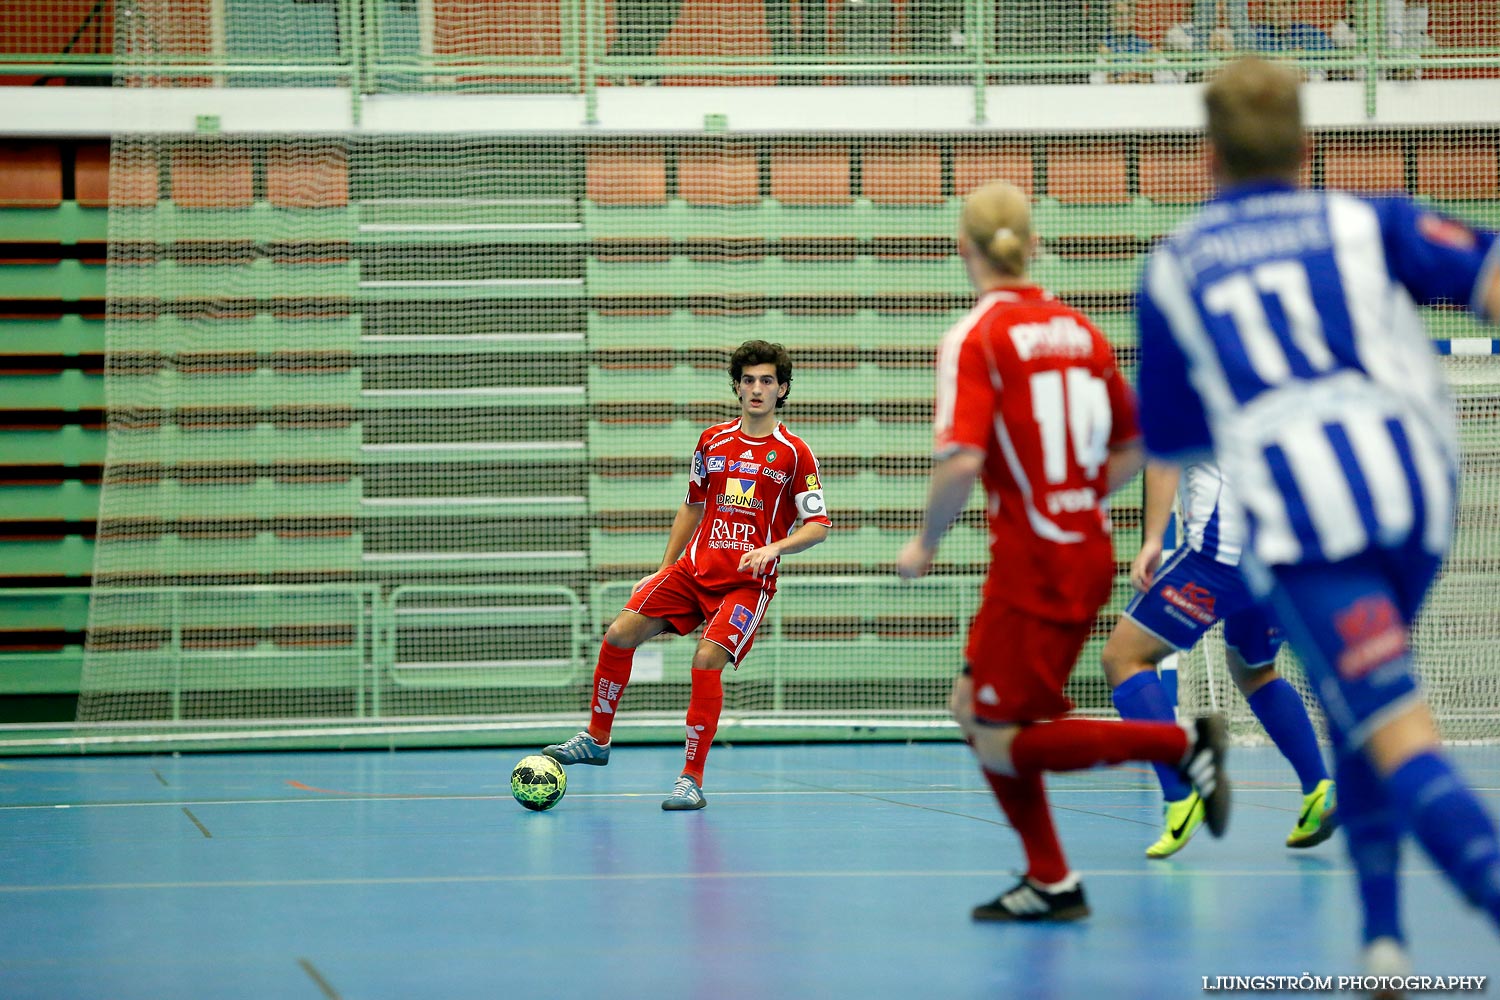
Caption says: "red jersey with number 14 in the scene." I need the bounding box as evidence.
[934,285,1139,624]
[680,419,831,595]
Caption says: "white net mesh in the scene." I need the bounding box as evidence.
[14,0,1488,751]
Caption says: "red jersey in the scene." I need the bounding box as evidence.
[934,285,1139,624]
[680,419,831,595]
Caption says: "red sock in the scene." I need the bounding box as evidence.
[587,642,634,743]
[682,668,724,785]
[985,768,1068,885]
[1010,718,1188,774]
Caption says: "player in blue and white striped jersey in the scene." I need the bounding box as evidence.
[1135,57,1500,973]
[1101,459,1334,858]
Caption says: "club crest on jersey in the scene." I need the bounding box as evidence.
[1418,212,1476,250]
[1162,581,1216,625]
[718,478,764,511]
[1333,596,1408,679]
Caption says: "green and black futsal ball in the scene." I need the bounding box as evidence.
[511,754,567,811]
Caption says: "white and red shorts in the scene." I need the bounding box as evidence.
[625,563,772,665]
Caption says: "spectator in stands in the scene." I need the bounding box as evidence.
[1250,0,1356,79]
[767,0,829,68]
[1189,0,1250,50]
[1093,2,1156,84]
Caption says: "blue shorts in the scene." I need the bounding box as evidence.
[1123,547,1284,668]
[1254,544,1441,749]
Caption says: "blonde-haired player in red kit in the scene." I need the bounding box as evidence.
[544,340,830,810]
[897,181,1231,921]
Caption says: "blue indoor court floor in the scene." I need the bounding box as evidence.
[0,742,1495,1000]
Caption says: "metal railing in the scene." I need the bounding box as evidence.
[1,1,1497,123]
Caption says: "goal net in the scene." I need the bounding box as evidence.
[67,0,1500,752]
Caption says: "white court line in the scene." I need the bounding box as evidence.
[0,866,1447,895]
[0,785,1444,813]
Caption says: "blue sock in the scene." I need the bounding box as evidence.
[1386,751,1500,926]
[1112,670,1192,801]
[1337,751,1403,945]
[1246,678,1328,794]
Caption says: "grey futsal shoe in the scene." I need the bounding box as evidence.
[542,731,610,766]
[661,774,707,811]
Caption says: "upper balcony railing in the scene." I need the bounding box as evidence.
[1,0,1498,121]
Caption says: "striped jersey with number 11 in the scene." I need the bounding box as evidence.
[1137,182,1500,569]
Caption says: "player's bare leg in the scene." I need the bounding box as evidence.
[663,638,731,811]
[544,610,672,767]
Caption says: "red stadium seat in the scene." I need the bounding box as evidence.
[1138,137,1212,205]
[1415,136,1499,201]
[952,141,1033,198]
[863,142,944,205]
[1046,142,1130,205]
[657,0,775,86]
[170,145,254,209]
[1322,135,1405,193]
[75,142,159,208]
[771,143,853,205]
[0,142,63,207]
[586,143,669,205]
[266,143,350,209]
[678,142,761,206]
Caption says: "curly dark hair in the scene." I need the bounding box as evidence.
[729,339,793,409]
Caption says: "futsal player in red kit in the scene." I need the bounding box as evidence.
[896,182,1231,920]
[544,340,830,810]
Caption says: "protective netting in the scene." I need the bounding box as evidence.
[63,1,1500,751]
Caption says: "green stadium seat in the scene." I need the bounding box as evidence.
[107,369,359,410]
[0,315,105,355]
[100,478,359,521]
[95,533,362,578]
[0,536,94,578]
[0,370,103,409]
[0,261,106,301]
[585,255,969,297]
[0,203,107,244]
[0,426,104,466]
[587,307,963,350]
[588,363,934,404]
[111,259,357,300]
[112,313,360,354]
[0,482,99,520]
